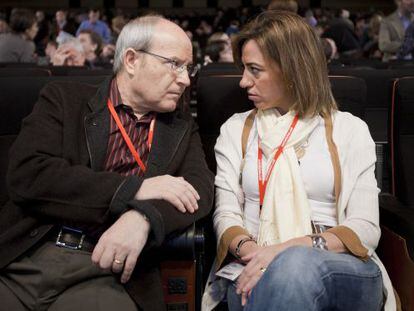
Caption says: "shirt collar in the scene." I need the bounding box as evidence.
[109,78,156,122]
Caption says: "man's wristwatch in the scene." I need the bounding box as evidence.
[308,234,328,251]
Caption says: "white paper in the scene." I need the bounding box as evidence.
[215,262,244,281]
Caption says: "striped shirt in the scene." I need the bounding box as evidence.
[104,78,156,176]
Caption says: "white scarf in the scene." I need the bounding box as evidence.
[256,108,320,246]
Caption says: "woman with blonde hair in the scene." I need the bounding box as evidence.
[202,10,395,311]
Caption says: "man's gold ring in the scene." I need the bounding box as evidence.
[260,267,267,273]
[113,259,124,265]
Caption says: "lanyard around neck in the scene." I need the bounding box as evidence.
[107,99,155,173]
[258,114,299,208]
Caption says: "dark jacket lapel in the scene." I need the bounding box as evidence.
[84,77,112,171]
[145,112,189,178]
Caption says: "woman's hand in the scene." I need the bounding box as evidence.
[236,242,294,306]
[236,235,320,306]
[238,241,261,264]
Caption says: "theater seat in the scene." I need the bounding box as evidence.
[0,76,107,135]
[196,71,370,173]
[378,77,414,311]
[0,67,51,77]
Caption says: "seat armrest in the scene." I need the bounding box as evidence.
[379,193,414,260]
[162,223,205,260]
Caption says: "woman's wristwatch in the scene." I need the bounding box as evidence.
[308,234,328,251]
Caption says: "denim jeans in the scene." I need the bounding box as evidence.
[227,246,383,311]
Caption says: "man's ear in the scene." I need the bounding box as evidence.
[123,49,139,75]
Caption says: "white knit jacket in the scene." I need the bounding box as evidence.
[202,109,395,311]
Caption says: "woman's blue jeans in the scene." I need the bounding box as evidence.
[227,246,383,311]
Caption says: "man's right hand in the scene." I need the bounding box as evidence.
[135,175,200,213]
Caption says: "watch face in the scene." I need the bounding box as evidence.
[315,236,323,244]
[312,235,328,250]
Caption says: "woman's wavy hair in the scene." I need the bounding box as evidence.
[232,10,337,118]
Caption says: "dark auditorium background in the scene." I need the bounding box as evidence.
[0,0,396,11]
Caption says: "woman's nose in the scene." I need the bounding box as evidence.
[240,72,252,89]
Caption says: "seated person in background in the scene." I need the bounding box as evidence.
[363,13,384,59]
[51,38,86,66]
[321,37,338,63]
[202,10,395,311]
[53,9,78,38]
[0,9,38,63]
[77,8,112,44]
[45,40,58,60]
[398,20,414,59]
[0,15,214,311]
[111,15,128,44]
[101,43,116,64]
[208,31,232,44]
[267,0,298,13]
[0,15,9,34]
[78,29,110,68]
[379,0,414,61]
[204,32,233,64]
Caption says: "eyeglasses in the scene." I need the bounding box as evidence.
[136,50,198,77]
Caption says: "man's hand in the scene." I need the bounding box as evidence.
[135,175,200,213]
[91,210,150,283]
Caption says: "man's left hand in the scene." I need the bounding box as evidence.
[91,210,150,283]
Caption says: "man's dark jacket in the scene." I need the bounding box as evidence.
[0,78,214,310]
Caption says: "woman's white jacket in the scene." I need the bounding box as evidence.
[202,110,396,311]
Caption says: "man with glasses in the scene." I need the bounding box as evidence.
[0,15,213,311]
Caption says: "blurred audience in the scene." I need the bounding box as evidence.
[53,9,77,38]
[51,38,86,66]
[204,32,234,65]
[45,40,58,60]
[111,15,127,44]
[76,8,111,44]
[398,20,414,58]
[321,37,338,63]
[0,9,38,63]
[77,29,110,68]
[267,0,298,13]
[323,11,361,58]
[226,20,240,36]
[0,16,8,34]
[33,10,49,56]
[363,14,384,59]
[379,0,414,61]
[0,4,411,67]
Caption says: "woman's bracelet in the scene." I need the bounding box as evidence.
[235,236,256,259]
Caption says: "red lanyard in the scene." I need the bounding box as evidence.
[107,99,155,173]
[258,114,299,208]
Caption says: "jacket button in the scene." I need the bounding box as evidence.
[92,121,97,126]
[29,229,38,237]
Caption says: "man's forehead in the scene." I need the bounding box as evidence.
[150,31,193,60]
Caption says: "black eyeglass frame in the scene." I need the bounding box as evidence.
[136,49,198,77]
